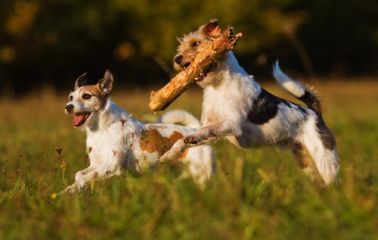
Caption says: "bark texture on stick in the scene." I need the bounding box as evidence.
[149,27,242,111]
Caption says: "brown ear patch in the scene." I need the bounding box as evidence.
[202,20,221,38]
[79,85,108,109]
[140,129,184,157]
[168,131,184,143]
[80,85,106,98]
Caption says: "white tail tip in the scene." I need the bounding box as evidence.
[273,61,305,98]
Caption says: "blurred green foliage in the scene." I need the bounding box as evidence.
[0,0,377,95]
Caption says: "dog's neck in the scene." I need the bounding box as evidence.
[199,51,260,93]
[85,98,141,133]
[197,52,259,90]
[199,51,261,129]
[221,51,248,74]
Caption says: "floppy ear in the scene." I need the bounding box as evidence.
[201,19,221,38]
[98,69,113,95]
[74,72,88,89]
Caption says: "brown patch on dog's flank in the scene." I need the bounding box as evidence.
[140,129,167,155]
[140,129,184,157]
[169,131,184,142]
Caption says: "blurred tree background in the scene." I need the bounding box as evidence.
[0,0,377,96]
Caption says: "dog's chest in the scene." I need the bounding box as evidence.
[86,128,126,166]
[201,82,252,126]
[202,109,222,126]
[201,87,229,125]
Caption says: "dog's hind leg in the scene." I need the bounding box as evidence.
[302,140,339,185]
[290,143,321,182]
[299,115,339,185]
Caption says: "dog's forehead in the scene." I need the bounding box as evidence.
[69,85,103,98]
[178,32,207,45]
[79,85,102,96]
[68,89,79,98]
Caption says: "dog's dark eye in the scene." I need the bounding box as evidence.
[191,41,200,47]
[69,96,73,101]
[82,93,92,100]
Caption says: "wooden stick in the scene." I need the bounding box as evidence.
[149,27,242,111]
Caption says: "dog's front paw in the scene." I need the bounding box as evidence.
[59,184,78,195]
[184,135,202,145]
[59,180,88,195]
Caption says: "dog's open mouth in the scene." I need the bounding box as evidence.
[73,112,91,127]
[180,61,216,81]
[194,63,216,81]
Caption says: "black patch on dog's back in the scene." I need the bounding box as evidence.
[316,114,336,150]
[248,89,283,124]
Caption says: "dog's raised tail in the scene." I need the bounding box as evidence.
[273,61,322,114]
[159,110,201,128]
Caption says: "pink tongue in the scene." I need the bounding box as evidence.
[73,114,86,126]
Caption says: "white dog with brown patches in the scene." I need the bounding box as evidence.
[162,19,339,185]
[61,70,214,193]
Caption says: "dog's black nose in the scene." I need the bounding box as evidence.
[65,104,74,113]
[174,55,183,64]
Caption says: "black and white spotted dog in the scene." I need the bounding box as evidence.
[161,19,339,185]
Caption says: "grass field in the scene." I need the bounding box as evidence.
[1,79,378,239]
